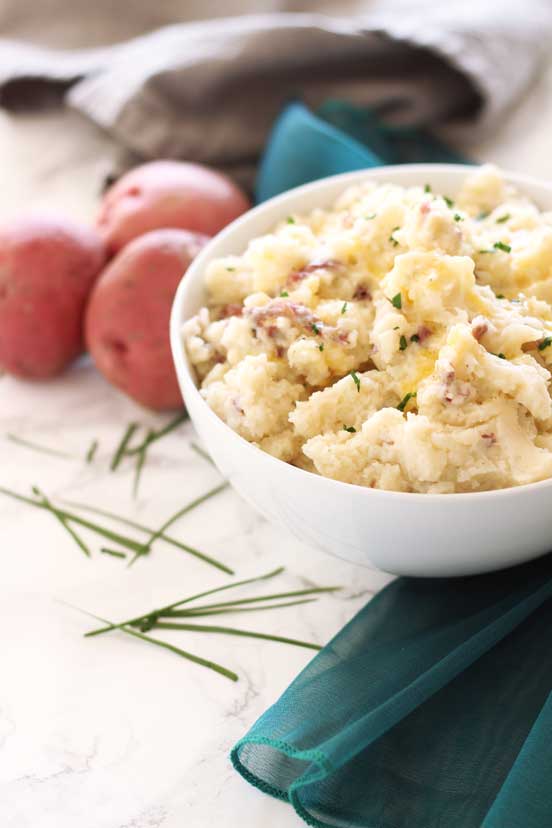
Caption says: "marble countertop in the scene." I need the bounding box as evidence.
[2,63,552,826]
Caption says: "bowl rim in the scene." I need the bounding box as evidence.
[171,162,552,503]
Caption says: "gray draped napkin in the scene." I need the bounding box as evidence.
[0,1,551,180]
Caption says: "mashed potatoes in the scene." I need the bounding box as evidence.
[183,165,552,493]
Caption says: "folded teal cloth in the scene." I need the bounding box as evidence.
[255,100,466,202]
[235,104,552,828]
[231,554,552,828]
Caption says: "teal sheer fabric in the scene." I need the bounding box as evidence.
[231,554,552,828]
[255,101,466,202]
[235,101,552,826]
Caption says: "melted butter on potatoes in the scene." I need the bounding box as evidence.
[184,165,552,493]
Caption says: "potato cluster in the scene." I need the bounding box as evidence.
[0,161,249,409]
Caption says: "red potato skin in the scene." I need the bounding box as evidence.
[97,161,250,254]
[85,228,208,411]
[0,216,106,379]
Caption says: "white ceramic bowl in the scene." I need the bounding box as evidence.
[171,164,552,577]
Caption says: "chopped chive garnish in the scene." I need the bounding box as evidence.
[478,249,496,254]
[399,335,408,351]
[476,210,490,221]
[538,337,552,351]
[496,294,505,299]
[496,214,510,223]
[390,292,402,309]
[494,241,511,253]
[410,333,420,343]
[341,302,347,314]
[498,353,506,359]
[424,183,432,193]
[454,213,464,222]
[393,326,399,331]
[444,196,454,208]
[318,343,324,352]
[389,226,400,247]
[286,216,295,224]
[280,290,289,297]
[226,266,236,272]
[85,440,98,463]
[364,213,376,220]
[311,323,321,335]
[350,371,361,392]
[397,391,417,412]
[343,425,356,433]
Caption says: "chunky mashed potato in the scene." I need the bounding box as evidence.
[183,166,552,493]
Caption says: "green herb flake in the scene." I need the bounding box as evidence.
[478,249,496,254]
[286,216,295,224]
[350,371,361,392]
[444,196,454,208]
[341,302,348,314]
[498,353,506,359]
[496,214,510,224]
[280,290,289,297]
[476,210,490,221]
[397,391,417,412]
[538,337,552,351]
[399,335,408,351]
[364,213,376,220]
[424,183,432,193]
[494,241,511,253]
[343,425,356,433]
[226,266,236,272]
[389,226,400,247]
[390,292,402,310]
[496,294,505,299]
[410,333,420,343]
[454,213,464,222]
[318,343,324,352]
[311,323,321,335]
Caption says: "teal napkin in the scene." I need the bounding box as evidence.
[255,101,466,202]
[233,104,552,828]
[232,554,552,828]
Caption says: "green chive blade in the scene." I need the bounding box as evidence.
[110,422,139,471]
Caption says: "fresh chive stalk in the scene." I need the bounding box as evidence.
[110,423,139,471]
[84,567,286,638]
[67,604,238,682]
[6,433,73,460]
[61,493,233,574]
[149,621,322,651]
[32,486,91,557]
[85,440,99,463]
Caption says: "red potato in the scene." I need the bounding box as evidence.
[0,216,106,379]
[97,161,250,254]
[85,228,208,411]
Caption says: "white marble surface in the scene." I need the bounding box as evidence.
[2,58,552,826]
